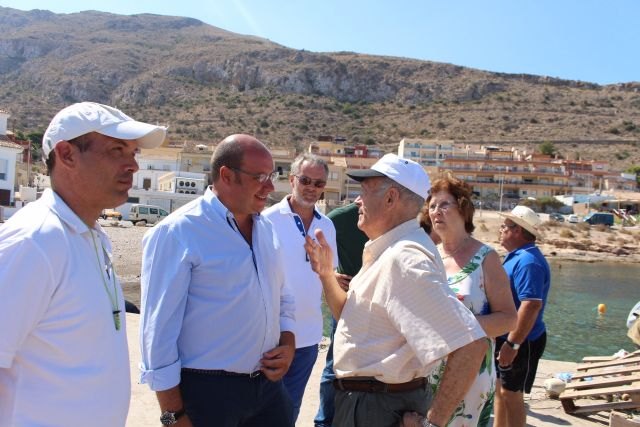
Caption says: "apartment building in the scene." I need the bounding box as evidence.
[438,145,570,204]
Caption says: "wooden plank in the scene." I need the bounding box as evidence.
[561,399,640,415]
[572,365,640,380]
[582,350,640,363]
[565,374,640,390]
[560,383,640,400]
[576,355,640,371]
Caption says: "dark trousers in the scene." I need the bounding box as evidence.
[180,369,293,427]
[333,384,432,427]
[283,344,319,422]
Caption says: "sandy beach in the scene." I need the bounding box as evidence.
[107,210,640,426]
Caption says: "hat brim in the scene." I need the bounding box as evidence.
[499,212,543,240]
[346,169,386,182]
[99,121,167,149]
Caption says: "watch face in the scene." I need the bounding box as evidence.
[160,412,177,425]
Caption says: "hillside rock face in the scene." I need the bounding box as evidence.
[0,6,639,172]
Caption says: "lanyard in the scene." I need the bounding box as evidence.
[90,230,121,331]
[293,214,310,262]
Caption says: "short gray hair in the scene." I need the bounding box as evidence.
[290,153,328,176]
[379,177,425,213]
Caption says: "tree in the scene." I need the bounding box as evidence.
[625,165,640,186]
[538,140,556,156]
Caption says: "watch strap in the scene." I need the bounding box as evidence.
[506,339,521,350]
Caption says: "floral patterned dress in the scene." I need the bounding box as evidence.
[429,245,495,427]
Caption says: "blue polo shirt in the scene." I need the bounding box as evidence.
[502,243,551,341]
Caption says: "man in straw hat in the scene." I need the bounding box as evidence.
[0,102,166,426]
[494,205,550,427]
[304,153,488,427]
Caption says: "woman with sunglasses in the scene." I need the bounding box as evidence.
[412,174,517,427]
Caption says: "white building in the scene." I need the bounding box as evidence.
[0,109,24,206]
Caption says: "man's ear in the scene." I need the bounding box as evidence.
[53,141,76,169]
[386,186,400,206]
[219,166,235,185]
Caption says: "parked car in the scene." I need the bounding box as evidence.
[549,213,565,222]
[567,214,579,223]
[129,204,169,225]
[101,209,122,221]
[583,212,614,226]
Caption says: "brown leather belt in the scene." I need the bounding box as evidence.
[333,377,428,393]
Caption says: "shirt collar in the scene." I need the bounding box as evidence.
[276,195,321,219]
[206,186,263,229]
[43,188,99,235]
[504,242,537,262]
[363,219,419,264]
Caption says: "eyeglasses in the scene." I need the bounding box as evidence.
[428,201,456,213]
[500,223,518,231]
[295,175,327,188]
[230,167,279,184]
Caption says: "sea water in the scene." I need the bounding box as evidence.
[321,260,639,362]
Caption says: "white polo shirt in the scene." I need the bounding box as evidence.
[0,189,130,426]
[263,196,338,348]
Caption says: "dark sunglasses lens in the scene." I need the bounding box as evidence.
[299,176,312,185]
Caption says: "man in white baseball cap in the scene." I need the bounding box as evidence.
[0,102,166,426]
[495,205,550,427]
[304,153,488,427]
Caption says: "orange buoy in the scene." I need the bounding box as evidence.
[598,303,607,314]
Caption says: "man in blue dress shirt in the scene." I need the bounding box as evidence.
[140,134,296,427]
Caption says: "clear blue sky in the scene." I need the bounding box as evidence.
[2,0,638,85]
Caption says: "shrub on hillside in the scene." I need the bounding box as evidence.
[559,229,574,238]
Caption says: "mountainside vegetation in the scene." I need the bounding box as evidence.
[1,6,639,172]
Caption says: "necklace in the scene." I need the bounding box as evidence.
[90,230,121,331]
[439,235,471,260]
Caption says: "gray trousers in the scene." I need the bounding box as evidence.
[333,385,432,427]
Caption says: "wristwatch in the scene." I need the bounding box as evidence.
[421,419,441,427]
[160,409,185,425]
[506,339,521,350]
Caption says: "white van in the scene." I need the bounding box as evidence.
[129,204,169,225]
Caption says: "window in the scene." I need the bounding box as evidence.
[0,159,7,181]
[139,207,149,214]
[143,178,151,190]
[150,208,158,214]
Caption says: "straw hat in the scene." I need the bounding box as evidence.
[499,205,543,239]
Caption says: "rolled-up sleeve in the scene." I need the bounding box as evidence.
[139,225,192,391]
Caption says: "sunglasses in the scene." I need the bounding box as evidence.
[295,175,327,188]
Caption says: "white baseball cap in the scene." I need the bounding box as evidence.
[347,153,431,199]
[42,102,167,160]
[499,205,543,239]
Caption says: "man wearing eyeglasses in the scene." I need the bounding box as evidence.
[494,206,550,427]
[140,134,296,426]
[263,153,338,422]
[304,154,488,427]
[0,102,166,426]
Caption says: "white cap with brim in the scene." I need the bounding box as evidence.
[42,102,167,160]
[346,153,430,199]
[499,205,543,240]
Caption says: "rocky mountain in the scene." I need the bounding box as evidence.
[1,7,639,170]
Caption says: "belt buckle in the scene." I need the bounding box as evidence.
[249,370,261,378]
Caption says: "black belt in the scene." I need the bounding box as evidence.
[182,368,262,378]
[333,377,428,393]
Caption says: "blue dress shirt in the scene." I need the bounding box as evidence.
[139,188,295,391]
